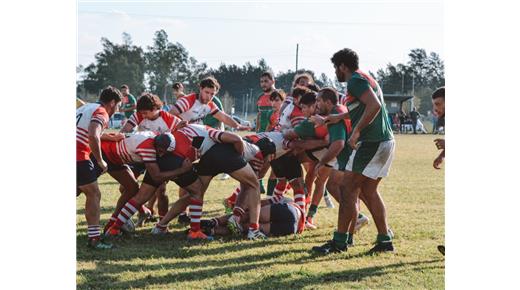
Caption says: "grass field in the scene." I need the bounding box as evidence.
[76,134,445,289]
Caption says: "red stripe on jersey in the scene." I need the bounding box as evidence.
[77,127,88,134]
[172,130,197,161]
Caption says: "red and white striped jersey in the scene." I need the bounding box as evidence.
[174,124,225,157]
[278,100,305,130]
[126,111,182,133]
[174,93,220,124]
[76,103,109,161]
[242,141,264,172]
[101,131,158,165]
[245,131,290,159]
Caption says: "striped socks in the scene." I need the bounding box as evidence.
[189,198,203,232]
[87,225,101,241]
[114,198,139,228]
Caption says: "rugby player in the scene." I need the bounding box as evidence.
[313,48,395,254]
[76,86,122,249]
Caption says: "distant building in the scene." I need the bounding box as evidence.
[383,93,414,114]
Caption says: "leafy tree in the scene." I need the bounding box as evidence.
[82,33,146,95]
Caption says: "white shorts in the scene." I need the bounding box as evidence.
[346,139,395,179]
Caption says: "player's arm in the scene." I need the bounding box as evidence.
[348,85,381,149]
[218,131,245,155]
[120,121,135,133]
[282,128,299,140]
[288,139,328,151]
[214,111,249,130]
[144,159,193,183]
[87,122,107,171]
[100,132,125,141]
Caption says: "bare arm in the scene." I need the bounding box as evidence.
[319,140,344,166]
[87,122,106,171]
[214,111,249,130]
[219,131,245,155]
[100,132,125,142]
[347,88,381,149]
[288,139,328,151]
[144,159,193,184]
[282,129,299,140]
[256,112,261,132]
[169,105,182,116]
[119,121,135,133]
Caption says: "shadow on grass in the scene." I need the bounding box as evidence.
[211,258,444,290]
[76,205,117,216]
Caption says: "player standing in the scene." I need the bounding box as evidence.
[76,86,122,249]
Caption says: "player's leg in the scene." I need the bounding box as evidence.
[105,167,139,231]
[155,182,169,220]
[306,165,332,229]
[77,158,112,249]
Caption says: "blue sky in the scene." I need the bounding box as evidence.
[78,0,443,80]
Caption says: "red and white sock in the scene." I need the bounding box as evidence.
[294,188,306,214]
[226,187,241,205]
[103,215,118,233]
[248,223,259,232]
[232,206,246,223]
[114,198,139,229]
[189,198,203,232]
[87,225,101,241]
[274,180,287,198]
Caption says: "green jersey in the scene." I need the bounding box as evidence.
[326,106,351,169]
[121,93,137,118]
[203,96,223,128]
[346,71,393,142]
[293,119,329,140]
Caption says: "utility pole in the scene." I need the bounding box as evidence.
[401,73,405,94]
[412,74,415,96]
[295,43,299,72]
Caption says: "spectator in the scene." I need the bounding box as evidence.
[119,85,137,120]
[392,113,400,132]
[398,110,406,133]
[410,107,420,134]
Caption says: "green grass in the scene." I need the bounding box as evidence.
[77,134,444,289]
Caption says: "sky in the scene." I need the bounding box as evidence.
[77,0,443,80]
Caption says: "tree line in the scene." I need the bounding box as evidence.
[77,30,444,115]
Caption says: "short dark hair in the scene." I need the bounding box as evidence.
[199,76,220,91]
[318,87,338,105]
[291,86,311,100]
[270,90,285,102]
[99,86,122,104]
[120,84,129,90]
[299,91,317,106]
[307,83,320,92]
[172,82,184,90]
[331,48,359,72]
[260,71,274,81]
[432,87,445,100]
[137,93,163,111]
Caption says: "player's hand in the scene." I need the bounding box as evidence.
[433,154,444,169]
[347,129,361,150]
[310,115,326,126]
[175,120,188,130]
[112,132,125,141]
[98,159,108,174]
[434,138,445,150]
[236,124,251,131]
[181,158,193,172]
[324,114,342,124]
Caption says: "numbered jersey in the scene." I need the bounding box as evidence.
[174,93,220,124]
[101,131,157,165]
[278,101,305,130]
[76,103,109,161]
[127,110,182,133]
